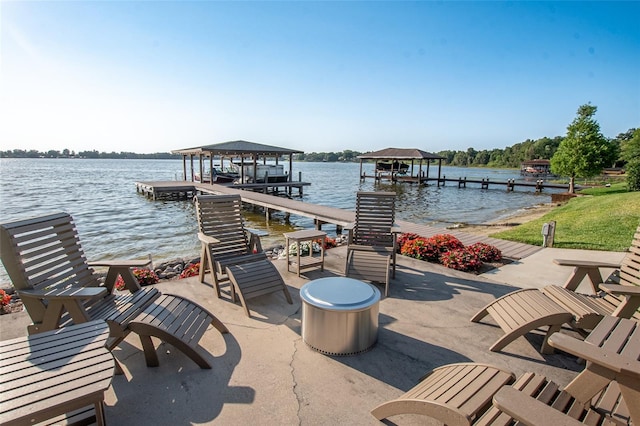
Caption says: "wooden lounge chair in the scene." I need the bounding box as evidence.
[493,317,640,426]
[371,316,639,425]
[0,212,228,369]
[344,191,399,294]
[345,248,391,297]
[471,228,640,353]
[195,194,292,317]
[547,224,640,328]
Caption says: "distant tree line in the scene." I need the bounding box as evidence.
[0,149,180,159]
[294,129,634,171]
[1,126,634,175]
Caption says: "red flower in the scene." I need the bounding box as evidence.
[0,289,11,306]
[440,248,483,272]
[179,262,200,279]
[400,237,440,261]
[468,242,502,262]
[429,234,464,253]
[397,233,422,252]
[115,268,159,291]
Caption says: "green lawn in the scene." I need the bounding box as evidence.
[491,186,640,251]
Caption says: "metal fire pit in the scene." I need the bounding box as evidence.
[300,277,380,356]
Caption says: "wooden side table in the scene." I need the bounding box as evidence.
[284,229,326,276]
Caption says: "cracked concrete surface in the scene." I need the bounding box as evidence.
[0,244,626,425]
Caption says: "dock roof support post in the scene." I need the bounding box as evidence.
[359,160,363,180]
[253,156,257,182]
[425,160,429,183]
[199,155,204,184]
[437,159,442,187]
[190,154,195,182]
[182,155,187,181]
[288,154,293,196]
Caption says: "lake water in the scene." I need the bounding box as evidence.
[0,158,562,284]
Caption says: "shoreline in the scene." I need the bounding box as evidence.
[446,202,558,237]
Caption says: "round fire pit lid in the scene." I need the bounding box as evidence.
[300,277,380,311]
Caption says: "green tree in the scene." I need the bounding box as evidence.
[551,104,615,193]
[621,129,640,191]
[620,128,640,163]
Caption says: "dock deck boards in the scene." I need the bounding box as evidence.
[135,180,542,260]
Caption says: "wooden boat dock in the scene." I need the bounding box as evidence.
[367,174,569,192]
[422,176,569,192]
[135,180,310,200]
[134,180,542,260]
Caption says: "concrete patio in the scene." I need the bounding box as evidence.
[0,245,625,425]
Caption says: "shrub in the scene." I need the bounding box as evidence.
[626,159,640,191]
[180,262,200,279]
[115,268,160,291]
[468,242,502,262]
[440,248,483,272]
[400,237,440,261]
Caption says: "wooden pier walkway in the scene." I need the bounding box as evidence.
[135,180,542,260]
[426,176,568,192]
[135,180,310,200]
[364,174,569,192]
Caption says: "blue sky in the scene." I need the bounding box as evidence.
[1,1,638,154]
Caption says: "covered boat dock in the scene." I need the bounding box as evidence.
[172,140,303,185]
[172,140,308,196]
[357,147,445,185]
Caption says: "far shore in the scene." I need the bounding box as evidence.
[447,202,558,237]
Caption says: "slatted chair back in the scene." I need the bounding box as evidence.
[488,373,634,426]
[619,226,640,288]
[195,194,252,259]
[351,191,396,248]
[0,212,102,322]
[598,226,640,321]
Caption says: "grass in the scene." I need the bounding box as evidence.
[491,184,640,251]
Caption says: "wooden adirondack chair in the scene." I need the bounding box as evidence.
[372,316,639,425]
[345,191,399,296]
[471,226,640,353]
[545,224,640,328]
[195,194,292,317]
[0,212,228,369]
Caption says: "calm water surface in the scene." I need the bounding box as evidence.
[0,158,561,283]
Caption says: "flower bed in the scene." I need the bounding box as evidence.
[0,288,23,314]
[179,262,200,279]
[115,268,160,291]
[398,233,503,273]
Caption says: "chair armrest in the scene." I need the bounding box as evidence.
[548,333,640,380]
[600,283,640,296]
[245,228,268,237]
[89,259,152,268]
[493,386,584,426]
[19,287,107,300]
[343,223,354,231]
[198,232,220,245]
[391,224,402,234]
[553,259,620,269]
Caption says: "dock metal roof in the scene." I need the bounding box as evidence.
[357,148,444,160]
[172,140,303,156]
